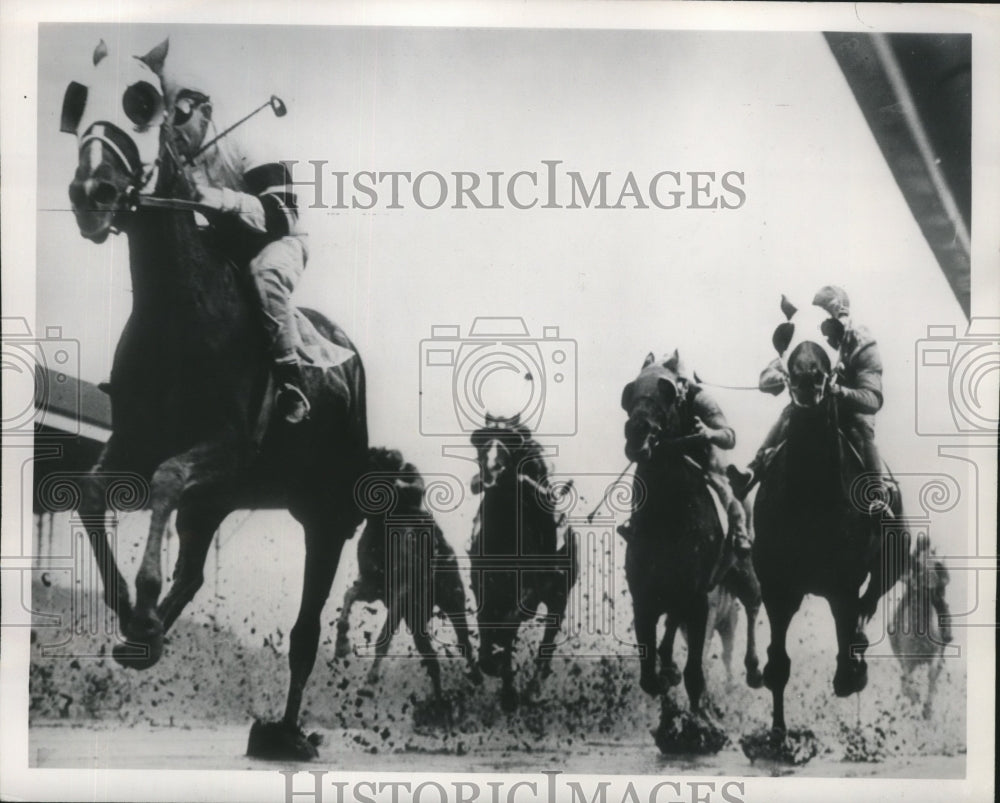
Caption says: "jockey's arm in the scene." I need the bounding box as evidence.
[834,341,884,415]
[194,160,300,240]
[692,392,736,450]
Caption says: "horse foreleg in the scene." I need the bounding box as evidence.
[728,558,763,688]
[762,590,802,733]
[658,616,682,687]
[335,581,364,659]
[446,607,483,685]
[499,609,521,712]
[635,604,662,696]
[714,600,737,686]
[684,597,709,716]
[830,593,869,698]
[282,521,348,732]
[923,655,944,719]
[410,618,444,700]
[533,585,568,690]
[155,500,230,633]
[122,443,234,670]
[366,602,402,689]
[77,456,134,633]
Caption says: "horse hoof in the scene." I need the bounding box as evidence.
[654,708,728,755]
[334,638,351,660]
[660,664,682,688]
[833,660,868,698]
[112,619,163,670]
[746,665,764,689]
[467,667,484,686]
[640,671,664,697]
[246,719,320,761]
[740,726,820,765]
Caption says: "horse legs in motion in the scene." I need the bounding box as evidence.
[759,588,804,733]
[654,556,764,695]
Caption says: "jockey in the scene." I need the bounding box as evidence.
[729,286,887,508]
[620,355,752,557]
[168,83,310,425]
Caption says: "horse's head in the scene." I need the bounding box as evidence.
[63,39,186,242]
[620,351,686,464]
[364,447,425,513]
[786,341,835,409]
[471,414,528,491]
[769,295,841,409]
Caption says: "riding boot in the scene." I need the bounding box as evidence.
[727,458,760,501]
[275,360,310,425]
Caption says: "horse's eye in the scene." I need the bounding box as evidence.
[122,81,163,128]
[61,81,88,134]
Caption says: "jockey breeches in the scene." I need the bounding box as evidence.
[249,235,308,363]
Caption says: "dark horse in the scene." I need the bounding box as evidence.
[63,39,366,759]
[335,448,482,699]
[620,353,752,742]
[469,415,579,711]
[753,340,909,735]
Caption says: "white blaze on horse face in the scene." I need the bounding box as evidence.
[87,138,103,174]
[481,440,507,489]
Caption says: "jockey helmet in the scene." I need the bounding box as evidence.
[812,285,851,319]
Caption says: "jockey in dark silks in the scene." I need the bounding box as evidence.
[168,82,310,424]
[729,286,888,509]
[620,354,752,557]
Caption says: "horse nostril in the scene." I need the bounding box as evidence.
[91,182,119,206]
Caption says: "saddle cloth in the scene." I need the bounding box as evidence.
[294,309,357,371]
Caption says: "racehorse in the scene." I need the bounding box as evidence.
[468,415,579,712]
[335,448,482,699]
[889,534,952,719]
[752,339,909,736]
[63,39,367,759]
[620,353,744,733]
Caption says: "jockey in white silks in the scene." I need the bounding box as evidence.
[168,80,310,424]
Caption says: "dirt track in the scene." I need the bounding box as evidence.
[31,721,963,777]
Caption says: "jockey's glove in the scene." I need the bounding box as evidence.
[194,183,267,233]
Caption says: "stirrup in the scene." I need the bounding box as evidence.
[277,382,310,424]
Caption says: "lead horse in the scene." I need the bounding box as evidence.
[63,39,366,759]
[753,339,909,738]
